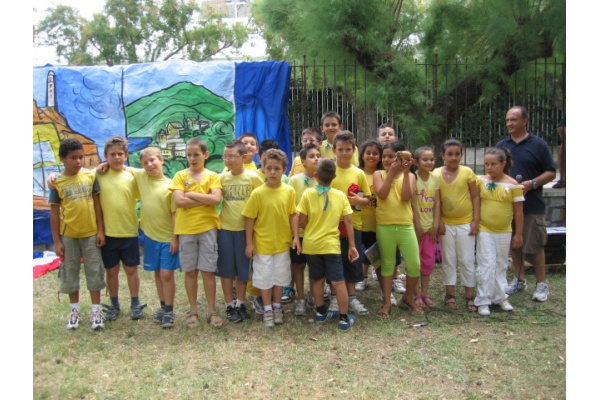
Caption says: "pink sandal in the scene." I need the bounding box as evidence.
[421,295,437,308]
[414,295,426,308]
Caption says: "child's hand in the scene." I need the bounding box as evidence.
[469,220,479,236]
[415,225,424,242]
[47,173,58,191]
[511,234,523,250]
[96,232,105,247]
[170,236,179,254]
[438,221,446,235]
[348,247,359,263]
[245,244,255,259]
[53,240,64,257]
[96,162,110,175]
[292,237,302,255]
[429,227,438,243]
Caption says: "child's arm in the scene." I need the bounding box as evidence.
[184,188,222,206]
[343,214,359,262]
[468,180,480,236]
[50,204,64,257]
[244,217,255,259]
[400,161,415,202]
[93,193,106,247]
[412,190,424,242]
[431,188,441,242]
[169,212,179,254]
[372,170,390,200]
[298,213,308,229]
[511,202,524,249]
[290,213,301,255]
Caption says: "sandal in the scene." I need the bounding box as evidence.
[401,296,424,314]
[414,295,426,309]
[186,311,199,328]
[377,305,391,319]
[422,295,437,308]
[207,312,223,329]
[466,297,477,313]
[444,294,458,309]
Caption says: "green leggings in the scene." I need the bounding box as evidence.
[376,224,420,278]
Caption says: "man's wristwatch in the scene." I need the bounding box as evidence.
[530,179,539,189]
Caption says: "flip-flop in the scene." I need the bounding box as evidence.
[414,295,426,309]
[401,296,424,314]
[207,312,223,328]
[186,311,199,328]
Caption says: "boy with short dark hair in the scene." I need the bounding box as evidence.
[218,140,263,322]
[289,128,322,177]
[319,111,359,166]
[96,136,146,321]
[237,132,259,171]
[297,158,359,330]
[49,138,107,330]
[330,131,372,316]
[242,149,301,327]
[286,144,321,314]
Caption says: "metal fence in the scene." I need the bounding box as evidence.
[287,56,565,169]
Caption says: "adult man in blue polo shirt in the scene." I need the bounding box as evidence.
[497,106,556,302]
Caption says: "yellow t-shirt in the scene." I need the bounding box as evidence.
[297,187,353,254]
[361,173,377,233]
[288,156,304,177]
[375,171,413,226]
[48,170,99,238]
[131,169,176,243]
[241,184,296,254]
[415,173,440,231]
[478,177,524,233]
[96,169,139,237]
[170,169,222,235]
[319,141,359,166]
[434,166,477,225]
[331,165,371,230]
[219,169,263,231]
[256,169,290,185]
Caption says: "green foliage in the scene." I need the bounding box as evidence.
[34,0,252,66]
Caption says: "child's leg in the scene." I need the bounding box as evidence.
[310,277,326,307]
[200,271,218,313]
[397,225,423,313]
[123,265,141,299]
[292,263,305,299]
[185,270,200,312]
[161,269,175,307]
[331,281,348,314]
[235,279,248,302]
[419,233,437,302]
[440,225,458,296]
[474,232,494,307]
[376,225,398,310]
[120,237,142,300]
[221,277,235,304]
[105,264,121,299]
[454,223,476,304]
[493,233,511,304]
[154,271,164,303]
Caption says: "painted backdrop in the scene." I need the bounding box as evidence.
[33,59,291,245]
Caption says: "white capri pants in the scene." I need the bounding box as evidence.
[474,231,511,306]
[440,223,476,287]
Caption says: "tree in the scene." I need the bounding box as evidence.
[254,0,565,161]
[34,0,252,66]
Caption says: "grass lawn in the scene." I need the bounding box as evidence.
[33,265,566,399]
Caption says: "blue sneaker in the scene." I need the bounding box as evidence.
[281,286,295,303]
[315,309,339,323]
[338,314,357,331]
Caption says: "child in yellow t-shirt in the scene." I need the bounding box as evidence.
[330,131,371,316]
[319,111,359,166]
[434,138,480,313]
[288,127,322,177]
[218,140,263,323]
[286,144,321,315]
[242,149,301,327]
[170,138,223,329]
[297,158,358,330]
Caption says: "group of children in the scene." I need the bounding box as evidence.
[49,111,525,331]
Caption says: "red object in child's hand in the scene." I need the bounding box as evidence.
[348,183,359,195]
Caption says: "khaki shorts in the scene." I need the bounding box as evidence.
[179,229,218,273]
[59,235,106,294]
[522,214,547,255]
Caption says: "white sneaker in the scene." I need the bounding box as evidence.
[349,298,369,315]
[90,309,105,330]
[393,278,406,293]
[355,278,368,291]
[66,308,81,330]
[478,305,490,316]
[273,307,284,325]
[371,268,378,280]
[263,310,274,327]
[328,296,339,312]
[294,299,306,316]
[532,282,549,302]
[506,277,528,295]
[499,299,514,311]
